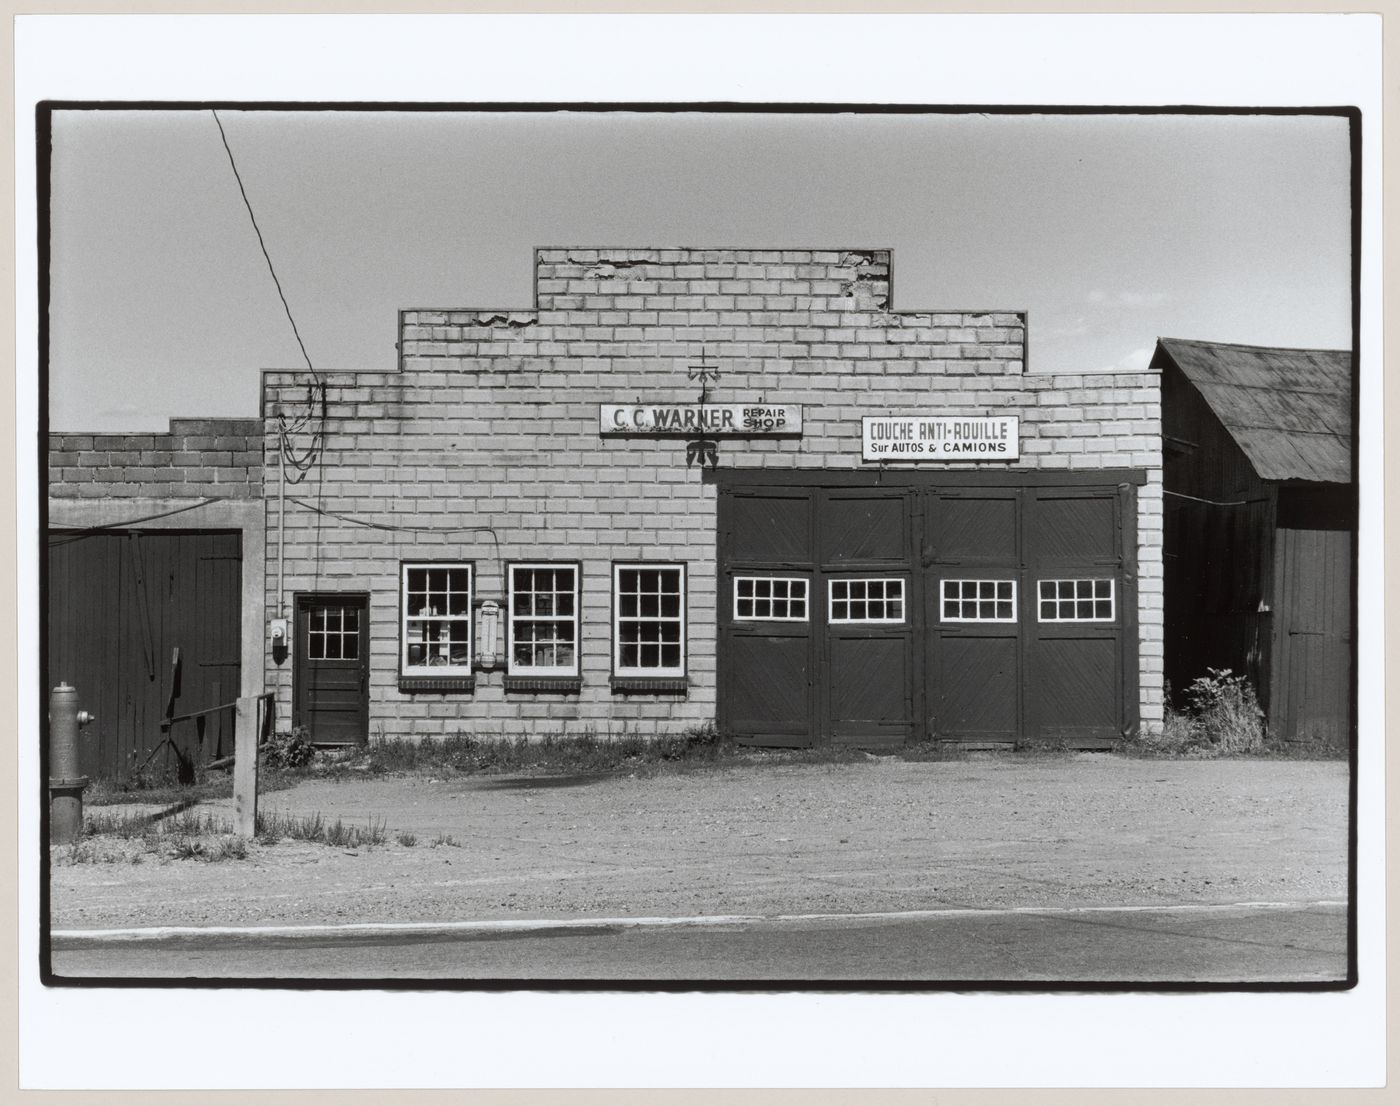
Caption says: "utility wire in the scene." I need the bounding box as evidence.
[48,498,228,544]
[212,109,326,488]
[1163,490,1251,507]
[211,109,319,385]
[287,496,503,576]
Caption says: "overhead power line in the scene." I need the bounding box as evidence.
[211,109,319,385]
[47,497,228,544]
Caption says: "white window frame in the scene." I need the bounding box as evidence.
[613,563,686,678]
[400,562,473,676]
[309,602,362,661]
[1037,577,1116,623]
[733,575,810,622]
[940,578,1019,624]
[827,577,907,624]
[508,562,581,677]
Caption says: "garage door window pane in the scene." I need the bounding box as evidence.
[829,578,906,623]
[940,579,1017,623]
[1038,578,1115,622]
[734,576,809,621]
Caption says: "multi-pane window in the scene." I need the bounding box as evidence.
[1038,578,1115,622]
[941,579,1017,623]
[401,563,472,674]
[734,576,809,621]
[509,563,580,675]
[308,604,360,660]
[614,564,685,676]
[828,578,906,624]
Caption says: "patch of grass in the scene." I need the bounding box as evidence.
[252,810,387,850]
[431,832,460,848]
[396,831,418,847]
[65,805,396,864]
[335,723,920,780]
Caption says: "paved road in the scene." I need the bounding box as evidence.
[50,900,1348,984]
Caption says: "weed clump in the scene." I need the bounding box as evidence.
[262,726,317,769]
[1148,669,1267,757]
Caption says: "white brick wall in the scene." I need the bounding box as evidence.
[264,248,1163,740]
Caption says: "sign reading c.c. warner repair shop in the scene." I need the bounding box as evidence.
[862,415,1020,462]
[601,403,802,437]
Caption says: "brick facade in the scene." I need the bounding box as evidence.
[263,248,1164,741]
[48,417,265,500]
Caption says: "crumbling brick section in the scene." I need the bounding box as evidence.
[48,418,265,500]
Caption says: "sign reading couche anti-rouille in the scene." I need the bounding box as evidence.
[862,415,1020,461]
[600,403,802,437]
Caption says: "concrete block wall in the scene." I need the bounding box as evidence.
[263,248,1163,740]
[48,418,265,499]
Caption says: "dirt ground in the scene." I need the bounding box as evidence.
[50,754,1349,930]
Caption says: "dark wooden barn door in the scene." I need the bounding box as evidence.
[294,594,370,745]
[1273,527,1351,745]
[923,490,1022,743]
[1023,488,1127,744]
[46,529,242,781]
[718,490,815,746]
[817,490,915,747]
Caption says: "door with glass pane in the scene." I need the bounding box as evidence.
[924,490,1023,743]
[818,489,915,747]
[718,488,816,746]
[294,593,369,745]
[1024,489,1126,743]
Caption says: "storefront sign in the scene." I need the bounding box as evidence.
[862,415,1020,461]
[601,403,802,437]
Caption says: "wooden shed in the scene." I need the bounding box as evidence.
[1154,338,1354,746]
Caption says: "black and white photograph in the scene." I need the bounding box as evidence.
[16,11,1385,1095]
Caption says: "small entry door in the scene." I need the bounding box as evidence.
[294,593,369,745]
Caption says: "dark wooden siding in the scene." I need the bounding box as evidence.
[1163,358,1355,746]
[1271,526,1351,745]
[46,529,242,781]
[1162,362,1278,710]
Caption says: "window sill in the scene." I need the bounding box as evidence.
[610,676,689,694]
[399,674,475,693]
[504,675,582,693]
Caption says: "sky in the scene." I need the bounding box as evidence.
[47,108,1352,431]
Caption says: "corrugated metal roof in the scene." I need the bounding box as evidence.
[1154,338,1353,484]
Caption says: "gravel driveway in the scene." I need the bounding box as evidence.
[50,754,1348,930]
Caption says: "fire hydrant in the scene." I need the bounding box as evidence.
[49,683,95,845]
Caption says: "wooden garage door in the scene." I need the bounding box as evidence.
[818,490,915,747]
[719,476,1136,748]
[924,490,1022,743]
[718,489,815,745]
[1023,488,1128,744]
[46,529,242,781]
[719,487,914,746]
